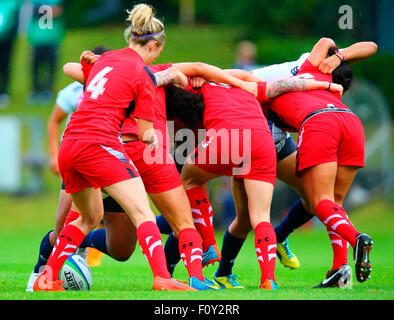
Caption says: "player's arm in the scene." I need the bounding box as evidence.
[307,37,337,67]
[63,51,101,84]
[172,62,257,96]
[319,41,378,74]
[134,71,159,149]
[47,105,68,175]
[257,78,343,103]
[63,63,84,84]
[225,68,262,82]
[154,67,189,88]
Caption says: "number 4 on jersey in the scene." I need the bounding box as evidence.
[86,66,114,100]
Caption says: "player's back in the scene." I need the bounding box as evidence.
[201,82,268,132]
[63,47,155,144]
[269,59,349,131]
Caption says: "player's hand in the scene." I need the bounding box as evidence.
[240,80,258,97]
[49,157,60,175]
[190,76,207,88]
[80,50,99,65]
[142,128,158,149]
[172,68,189,89]
[319,55,342,74]
[327,82,344,95]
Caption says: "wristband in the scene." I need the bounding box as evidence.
[334,52,345,62]
[337,51,346,61]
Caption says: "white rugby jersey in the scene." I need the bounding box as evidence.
[56,81,84,123]
[251,52,309,82]
[55,81,84,139]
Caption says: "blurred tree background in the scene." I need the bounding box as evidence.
[61,0,393,117]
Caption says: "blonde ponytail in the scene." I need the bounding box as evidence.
[124,3,165,46]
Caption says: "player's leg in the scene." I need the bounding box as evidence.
[26,188,72,291]
[334,165,372,283]
[102,211,137,261]
[102,178,196,291]
[149,186,206,283]
[33,187,102,291]
[275,151,312,269]
[178,162,222,289]
[302,163,372,285]
[181,162,222,267]
[214,178,250,289]
[243,178,278,290]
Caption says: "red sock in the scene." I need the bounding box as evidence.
[254,222,276,282]
[43,224,85,281]
[63,210,79,226]
[327,229,349,270]
[186,187,216,251]
[178,228,204,281]
[315,200,359,248]
[137,221,171,279]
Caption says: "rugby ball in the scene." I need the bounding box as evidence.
[59,254,92,291]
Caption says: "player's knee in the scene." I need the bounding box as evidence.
[309,194,335,214]
[334,192,345,206]
[108,243,135,262]
[80,213,104,231]
[231,217,252,237]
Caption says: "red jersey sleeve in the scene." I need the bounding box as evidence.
[257,81,270,104]
[80,58,94,84]
[298,58,318,73]
[132,66,157,122]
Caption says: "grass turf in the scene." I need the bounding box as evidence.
[0,191,393,300]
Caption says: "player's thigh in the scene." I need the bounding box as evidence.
[229,178,252,238]
[243,178,274,228]
[334,165,359,206]
[102,177,156,227]
[277,151,306,199]
[181,161,221,190]
[53,189,73,240]
[103,212,137,261]
[300,162,337,213]
[70,187,104,234]
[149,185,195,236]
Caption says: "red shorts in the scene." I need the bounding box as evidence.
[123,141,182,194]
[190,128,277,185]
[296,112,365,175]
[58,139,139,194]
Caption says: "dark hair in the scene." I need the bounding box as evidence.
[164,86,205,128]
[327,46,353,92]
[91,45,111,55]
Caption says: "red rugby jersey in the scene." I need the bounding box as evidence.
[266,58,349,132]
[63,47,157,144]
[122,63,172,150]
[200,82,269,131]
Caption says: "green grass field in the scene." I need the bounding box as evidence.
[0,189,393,300]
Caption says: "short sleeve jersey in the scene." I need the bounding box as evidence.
[56,81,84,122]
[62,47,157,144]
[266,58,348,132]
[121,63,173,150]
[55,81,84,140]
